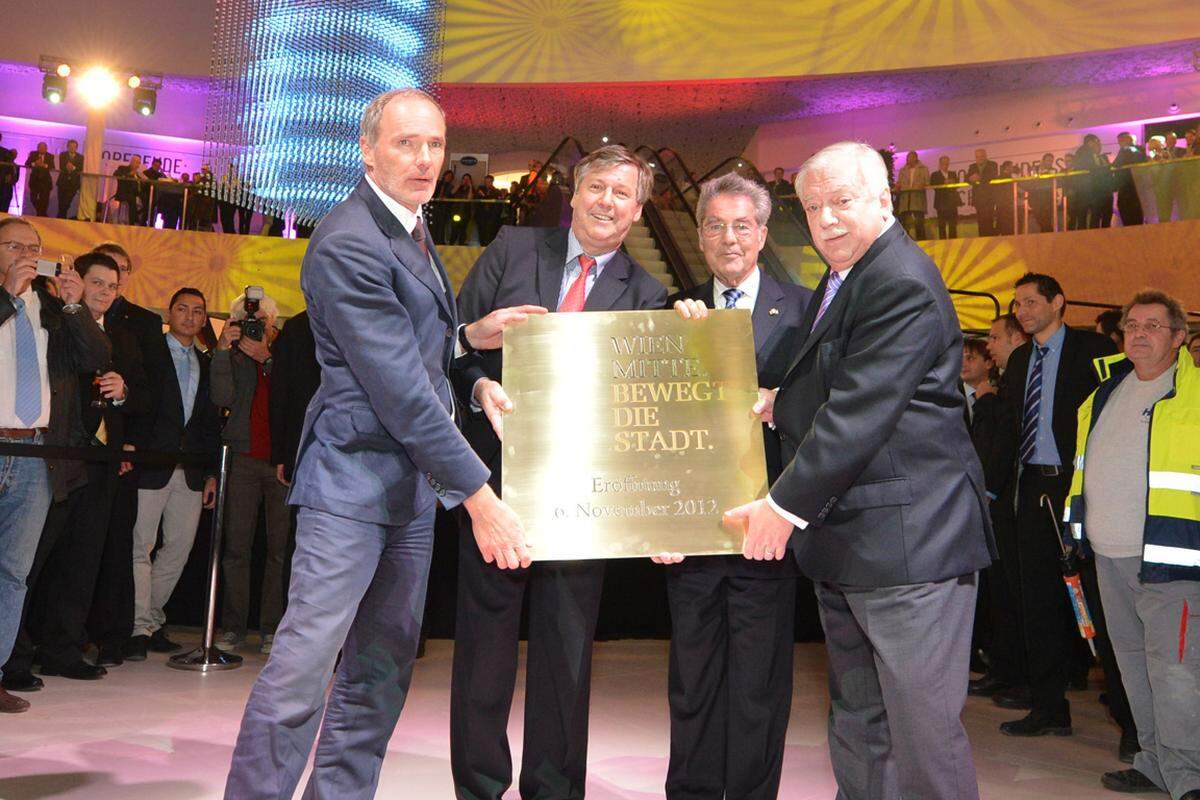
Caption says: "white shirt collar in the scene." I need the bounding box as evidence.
[565,228,619,270]
[713,267,761,309]
[364,173,421,235]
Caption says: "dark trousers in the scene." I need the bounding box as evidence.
[898,211,926,241]
[975,195,996,236]
[236,206,252,235]
[1029,192,1054,234]
[218,201,237,234]
[664,566,796,800]
[88,473,138,650]
[159,203,182,230]
[450,513,605,800]
[220,453,290,636]
[0,183,14,214]
[1079,557,1137,736]
[1117,186,1144,226]
[1066,195,1087,230]
[1015,469,1077,717]
[936,210,958,239]
[56,182,79,219]
[983,501,1027,687]
[29,181,51,216]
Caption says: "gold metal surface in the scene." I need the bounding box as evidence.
[502,310,767,560]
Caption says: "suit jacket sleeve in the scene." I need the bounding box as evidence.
[451,226,512,405]
[308,229,489,503]
[208,348,236,408]
[770,273,945,523]
[64,304,112,375]
[114,329,152,417]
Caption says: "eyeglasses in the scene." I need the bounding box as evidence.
[1120,320,1176,334]
[701,221,758,239]
[0,241,42,256]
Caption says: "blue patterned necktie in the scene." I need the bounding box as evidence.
[1019,344,1049,464]
[12,297,42,426]
[811,269,844,331]
[722,287,744,309]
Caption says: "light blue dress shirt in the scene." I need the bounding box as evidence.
[1023,324,1065,466]
[557,229,619,310]
[166,333,200,424]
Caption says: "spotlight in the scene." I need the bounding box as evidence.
[1168,103,1180,114]
[132,87,157,116]
[601,135,609,144]
[56,63,71,78]
[42,74,67,104]
[77,66,119,109]
[128,74,141,89]
[451,213,462,223]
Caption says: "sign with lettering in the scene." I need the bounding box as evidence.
[502,310,767,560]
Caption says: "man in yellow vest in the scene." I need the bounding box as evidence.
[1064,289,1200,799]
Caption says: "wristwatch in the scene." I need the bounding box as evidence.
[457,324,476,355]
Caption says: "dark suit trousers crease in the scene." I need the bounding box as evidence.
[1015,470,1077,716]
[88,472,138,649]
[665,566,796,800]
[817,575,980,800]
[220,453,291,636]
[451,512,605,800]
[983,501,1027,687]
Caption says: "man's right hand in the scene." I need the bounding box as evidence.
[464,305,548,351]
[2,258,36,299]
[217,322,241,351]
[463,483,531,569]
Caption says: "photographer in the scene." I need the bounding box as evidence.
[210,289,288,654]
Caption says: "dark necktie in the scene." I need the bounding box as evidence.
[811,270,844,331]
[722,287,744,309]
[411,215,431,261]
[1020,344,1049,464]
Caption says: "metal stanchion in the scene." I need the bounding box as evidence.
[169,444,242,671]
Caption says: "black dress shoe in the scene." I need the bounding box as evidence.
[1119,730,1139,764]
[96,645,124,668]
[149,629,182,654]
[1,671,44,692]
[968,674,1009,697]
[1100,769,1162,793]
[993,686,1033,710]
[969,649,990,675]
[999,711,1072,737]
[40,661,107,680]
[123,635,149,662]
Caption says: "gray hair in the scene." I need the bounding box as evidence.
[359,88,444,144]
[229,292,280,324]
[794,141,891,201]
[1121,289,1188,333]
[573,145,655,205]
[695,172,771,226]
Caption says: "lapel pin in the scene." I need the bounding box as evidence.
[769,308,780,316]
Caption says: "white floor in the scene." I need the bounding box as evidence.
[0,634,1134,799]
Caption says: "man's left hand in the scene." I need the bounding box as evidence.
[238,335,271,364]
[97,371,126,400]
[473,378,513,440]
[464,305,548,351]
[673,298,708,320]
[724,498,794,561]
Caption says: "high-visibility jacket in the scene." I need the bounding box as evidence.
[1064,348,1200,583]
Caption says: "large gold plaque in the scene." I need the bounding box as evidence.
[502,310,767,560]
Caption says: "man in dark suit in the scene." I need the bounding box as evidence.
[269,309,318,486]
[224,89,535,800]
[0,217,110,712]
[449,144,667,800]
[655,173,812,800]
[966,148,999,236]
[123,287,221,660]
[930,155,961,239]
[1112,132,1146,227]
[986,274,1134,753]
[56,140,84,220]
[24,143,55,217]
[2,252,150,687]
[726,142,995,800]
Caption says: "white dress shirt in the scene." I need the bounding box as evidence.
[713,267,760,311]
[558,228,619,310]
[364,173,447,295]
[0,288,51,428]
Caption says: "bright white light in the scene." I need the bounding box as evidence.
[56,63,71,78]
[78,66,120,109]
[128,75,141,89]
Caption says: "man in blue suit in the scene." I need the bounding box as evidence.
[225,88,541,800]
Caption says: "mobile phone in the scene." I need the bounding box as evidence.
[36,259,61,278]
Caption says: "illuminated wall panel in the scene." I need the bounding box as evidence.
[206,0,445,225]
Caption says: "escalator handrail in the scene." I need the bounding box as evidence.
[510,136,589,208]
[633,145,698,221]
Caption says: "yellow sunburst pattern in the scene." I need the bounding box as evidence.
[442,0,1198,83]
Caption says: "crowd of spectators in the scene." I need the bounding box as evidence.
[0,216,319,712]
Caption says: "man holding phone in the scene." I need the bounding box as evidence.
[0,218,110,712]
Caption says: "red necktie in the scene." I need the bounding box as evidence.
[558,255,595,312]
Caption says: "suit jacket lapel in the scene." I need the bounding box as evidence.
[537,229,569,311]
[751,270,786,353]
[354,179,452,321]
[583,251,632,311]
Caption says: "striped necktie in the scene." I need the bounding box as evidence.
[811,269,844,331]
[1019,344,1049,464]
[12,297,42,427]
[722,287,743,309]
